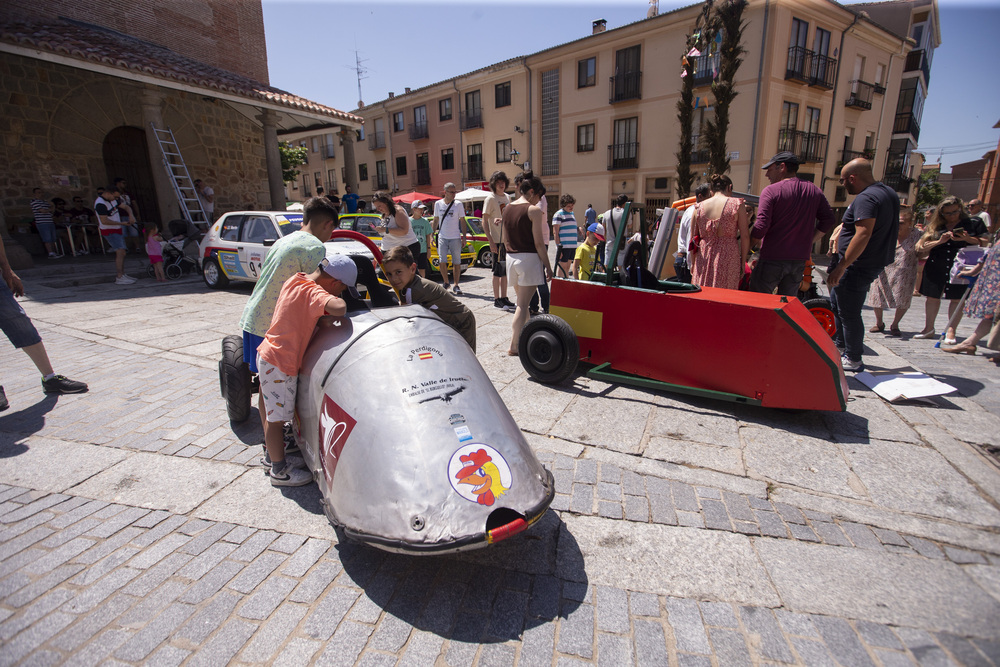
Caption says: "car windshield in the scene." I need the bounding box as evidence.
[275,214,303,235]
[464,217,484,234]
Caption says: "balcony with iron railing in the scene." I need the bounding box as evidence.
[809,53,837,89]
[415,167,431,186]
[463,160,484,182]
[883,172,914,193]
[893,112,921,141]
[609,71,642,103]
[845,81,875,110]
[837,148,875,170]
[408,121,428,141]
[459,109,483,131]
[691,53,720,88]
[368,131,386,150]
[873,82,886,95]
[376,177,389,191]
[690,135,710,164]
[607,142,639,170]
[321,145,336,160]
[785,46,836,89]
[904,49,931,86]
[777,129,827,163]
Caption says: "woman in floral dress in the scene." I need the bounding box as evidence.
[867,206,921,336]
[690,174,749,290]
[941,238,1000,358]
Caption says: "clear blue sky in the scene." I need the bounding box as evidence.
[262,0,1000,173]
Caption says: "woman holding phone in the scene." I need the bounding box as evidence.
[914,196,989,343]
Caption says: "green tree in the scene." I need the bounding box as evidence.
[675,2,714,198]
[279,141,308,184]
[914,168,948,219]
[703,0,748,177]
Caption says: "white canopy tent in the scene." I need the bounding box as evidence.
[454,188,490,203]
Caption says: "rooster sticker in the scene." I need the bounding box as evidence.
[448,445,512,506]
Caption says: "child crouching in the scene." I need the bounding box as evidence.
[256,253,355,486]
[383,245,477,351]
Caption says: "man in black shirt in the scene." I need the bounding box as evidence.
[828,159,900,372]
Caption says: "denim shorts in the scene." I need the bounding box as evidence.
[438,237,463,266]
[0,282,42,348]
[36,223,57,244]
[105,232,126,250]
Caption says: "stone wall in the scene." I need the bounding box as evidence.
[0,0,269,84]
[0,53,270,235]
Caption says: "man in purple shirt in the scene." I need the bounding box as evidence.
[749,152,836,296]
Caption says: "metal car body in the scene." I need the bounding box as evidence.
[337,213,475,274]
[292,302,554,554]
[199,211,373,288]
[461,217,494,268]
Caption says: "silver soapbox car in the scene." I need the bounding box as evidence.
[294,305,554,553]
[219,233,554,554]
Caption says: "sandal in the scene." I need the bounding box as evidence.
[888,327,901,337]
[869,324,885,333]
[941,344,977,355]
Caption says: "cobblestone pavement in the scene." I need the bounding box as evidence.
[1,257,999,665]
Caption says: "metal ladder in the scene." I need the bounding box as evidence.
[151,125,209,228]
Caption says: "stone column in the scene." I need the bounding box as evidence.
[140,88,176,224]
[257,109,285,210]
[340,128,358,193]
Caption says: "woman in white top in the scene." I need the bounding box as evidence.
[373,192,419,256]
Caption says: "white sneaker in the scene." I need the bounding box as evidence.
[114,275,134,285]
[269,464,313,487]
[841,355,865,372]
[121,274,137,283]
[48,252,63,259]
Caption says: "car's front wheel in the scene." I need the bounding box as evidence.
[219,335,251,423]
[203,258,230,289]
[477,247,494,269]
[518,315,579,384]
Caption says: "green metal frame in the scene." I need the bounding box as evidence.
[586,363,763,406]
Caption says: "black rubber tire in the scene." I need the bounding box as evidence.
[166,264,183,280]
[802,297,837,338]
[146,264,156,278]
[518,315,579,384]
[219,335,251,422]
[477,247,494,269]
[203,258,230,289]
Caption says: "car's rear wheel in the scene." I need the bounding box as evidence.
[220,335,251,423]
[518,315,579,384]
[803,297,837,338]
[477,247,494,269]
[203,258,229,289]
[166,264,183,280]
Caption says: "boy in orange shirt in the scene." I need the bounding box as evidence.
[256,253,355,486]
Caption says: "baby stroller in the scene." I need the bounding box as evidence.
[146,219,202,280]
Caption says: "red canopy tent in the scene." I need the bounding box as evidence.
[392,192,441,205]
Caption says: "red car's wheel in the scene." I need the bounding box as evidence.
[803,298,837,338]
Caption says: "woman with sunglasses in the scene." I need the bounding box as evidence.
[372,191,420,261]
[913,196,989,343]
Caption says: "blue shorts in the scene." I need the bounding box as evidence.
[105,233,126,250]
[243,331,264,374]
[438,237,463,266]
[36,223,57,244]
[0,282,42,348]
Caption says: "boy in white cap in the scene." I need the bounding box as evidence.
[256,252,354,486]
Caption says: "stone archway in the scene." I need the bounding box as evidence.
[102,126,161,226]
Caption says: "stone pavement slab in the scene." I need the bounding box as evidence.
[0,439,129,495]
[755,538,1000,637]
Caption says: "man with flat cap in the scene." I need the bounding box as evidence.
[750,151,836,296]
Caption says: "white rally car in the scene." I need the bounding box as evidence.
[199,211,374,289]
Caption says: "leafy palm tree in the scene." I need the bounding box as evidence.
[675,2,714,198]
[703,0,748,177]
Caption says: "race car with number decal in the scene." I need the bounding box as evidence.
[199,211,373,289]
[218,232,555,553]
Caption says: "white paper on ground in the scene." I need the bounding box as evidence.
[855,368,957,402]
